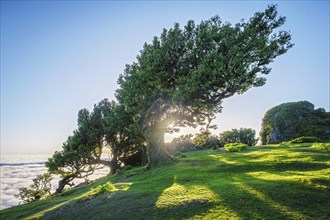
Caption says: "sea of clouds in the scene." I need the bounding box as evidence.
[0,154,110,210]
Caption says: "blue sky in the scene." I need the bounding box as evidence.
[1,1,329,154]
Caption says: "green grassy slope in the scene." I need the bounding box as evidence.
[1,143,329,220]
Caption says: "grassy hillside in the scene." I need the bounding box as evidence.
[1,143,329,220]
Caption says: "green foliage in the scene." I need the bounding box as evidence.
[191,132,219,149]
[180,154,187,158]
[91,182,116,195]
[174,152,188,158]
[104,103,146,168]
[167,134,196,153]
[219,128,258,146]
[224,143,248,152]
[116,5,293,166]
[14,173,53,204]
[312,143,330,151]
[192,132,209,147]
[260,101,330,144]
[289,136,322,144]
[204,135,221,149]
[46,99,145,193]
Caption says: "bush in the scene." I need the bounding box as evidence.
[312,143,330,151]
[180,153,187,158]
[219,128,258,146]
[204,135,221,149]
[224,143,248,152]
[289,136,322,144]
[14,173,53,204]
[192,133,221,149]
[192,132,208,147]
[167,134,196,153]
[91,182,116,195]
[174,152,187,158]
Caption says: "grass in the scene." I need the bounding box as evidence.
[1,143,329,219]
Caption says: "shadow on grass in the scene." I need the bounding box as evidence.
[23,146,330,219]
[174,155,330,219]
[40,170,217,220]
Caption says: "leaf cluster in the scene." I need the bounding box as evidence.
[224,143,248,152]
[219,128,258,146]
[14,173,53,204]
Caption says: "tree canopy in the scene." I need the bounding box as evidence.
[116,5,293,166]
[260,101,330,144]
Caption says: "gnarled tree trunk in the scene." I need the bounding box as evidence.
[109,150,120,174]
[144,126,175,167]
[55,175,74,194]
[141,99,176,167]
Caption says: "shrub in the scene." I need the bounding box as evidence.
[91,182,116,195]
[204,135,221,149]
[224,143,248,152]
[14,173,53,204]
[219,128,258,146]
[167,134,196,153]
[180,153,187,158]
[289,136,322,144]
[192,133,221,149]
[312,143,330,151]
[192,132,208,147]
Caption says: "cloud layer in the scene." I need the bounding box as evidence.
[0,155,110,210]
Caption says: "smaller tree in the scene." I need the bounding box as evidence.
[192,132,209,147]
[219,128,258,146]
[103,103,146,172]
[191,132,220,149]
[167,134,195,153]
[14,173,53,204]
[46,145,97,193]
[204,135,221,149]
[46,99,146,193]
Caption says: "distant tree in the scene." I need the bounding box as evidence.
[116,5,293,166]
[192,132,209,147]
[219,128,258,146]
[260,101,330,144]
[15,173,53,204]
[204,135,221,149]
[167,134,196,153]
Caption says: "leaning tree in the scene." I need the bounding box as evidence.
[116,5,293,166]
[46,99,143,192]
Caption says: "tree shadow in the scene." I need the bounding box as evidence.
[39,164,217,220]
[200,151,330,219]
[27,147,330,219]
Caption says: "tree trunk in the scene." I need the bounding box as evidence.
[55,175,74,194]
[109,149,120,174]
[144,127,175,167]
